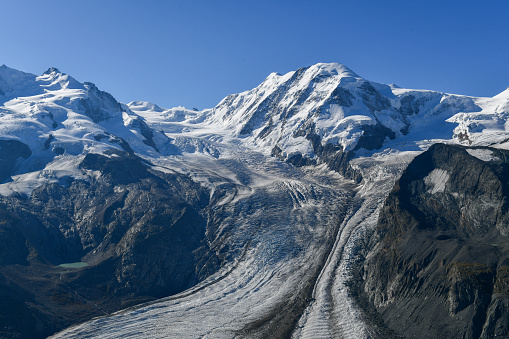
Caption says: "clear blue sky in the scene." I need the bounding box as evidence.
[3,0,508,109]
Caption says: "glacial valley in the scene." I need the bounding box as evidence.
[0,63,508,338]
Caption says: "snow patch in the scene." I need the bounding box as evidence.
[0,154,88,197]
[424,169,449,194]
[466,148,500,162]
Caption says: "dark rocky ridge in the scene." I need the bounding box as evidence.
[358,144,509,338]
[77,82,123,123]
[272,131,364,183]
[0,151,219,338]
[272,121,396,184]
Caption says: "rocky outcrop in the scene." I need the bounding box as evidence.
[306,133,362,183]
[122,114,160,152]
[272,131,362,182]
[359,144,509,338]
[353,123,395,152]
[77,82,123,122]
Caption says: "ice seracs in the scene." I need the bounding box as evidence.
[448,87,509,148]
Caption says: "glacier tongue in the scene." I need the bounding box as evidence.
[51,151,359,338]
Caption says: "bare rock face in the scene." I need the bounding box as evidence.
[360,144,509,338]
[0,140,32,183]
[77,82,123,122]
[0,151,218,338]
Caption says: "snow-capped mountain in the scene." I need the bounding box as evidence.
[0,65,173,196]
[0,63,508,338]
[206,63,491,160]
[1,62,507,197]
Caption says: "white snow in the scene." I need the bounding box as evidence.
[424,169,450,194]
[0,154,88,196]
[466,148,499,162]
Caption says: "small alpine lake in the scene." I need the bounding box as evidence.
[58,262,89,268]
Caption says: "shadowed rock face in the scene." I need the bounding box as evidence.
[0,140,32,183]
[77,82,123,123]
[0,151,218,339]
[272,131,363,183]
[359,144,509,339]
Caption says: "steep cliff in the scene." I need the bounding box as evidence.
[361,144,509,338]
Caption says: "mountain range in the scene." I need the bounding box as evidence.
[0,63,508,338]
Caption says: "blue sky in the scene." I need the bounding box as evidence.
[3,0,508,109]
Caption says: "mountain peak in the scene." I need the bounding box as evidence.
[42,67,62,75]
[0,65,37,95]
[128,101,165,112]
[493,86,509,99]
[310,62,360,78]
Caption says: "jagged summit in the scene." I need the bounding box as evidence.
[0,65,38,98]
[263,63,359,83]
[43,67,62,75]
[0,64,35,80]
[0,64,16,70]
[201,61,509,181]
[0,64,169,196]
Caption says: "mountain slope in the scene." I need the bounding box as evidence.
[360,144,509,338]
[53,63,509,339]
[0,67,220,338]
